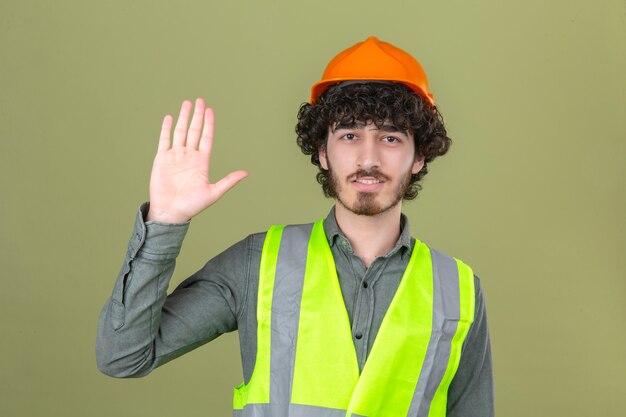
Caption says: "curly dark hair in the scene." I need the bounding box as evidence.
[295,82,452,200]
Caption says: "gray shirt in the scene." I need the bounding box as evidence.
[97,202,494,416]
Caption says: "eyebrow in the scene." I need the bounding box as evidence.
[376,124,405,133]
[332,122,364,131]
[332,122,407,134]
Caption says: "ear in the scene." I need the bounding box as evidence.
[319,147,329,170]
[412,154,425,174]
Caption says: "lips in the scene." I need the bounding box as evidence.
[348,169,389,193]
[353,177,383,184]
[349,168,389,183]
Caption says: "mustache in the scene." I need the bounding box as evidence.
[348,168,390,182]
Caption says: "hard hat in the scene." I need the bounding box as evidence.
[310,36,435,106]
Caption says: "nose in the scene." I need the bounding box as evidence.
[356,137,381,170]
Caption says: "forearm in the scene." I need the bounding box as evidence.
[96,202,190,377]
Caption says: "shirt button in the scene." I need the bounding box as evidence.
[362,281,368,288]
[355,332,363,340]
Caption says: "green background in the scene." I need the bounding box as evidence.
[1,0,624,416]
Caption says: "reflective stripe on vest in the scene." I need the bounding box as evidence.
[233,220,475,417]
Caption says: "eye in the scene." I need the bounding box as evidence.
[341,133,357,140]
[382,135,400,143]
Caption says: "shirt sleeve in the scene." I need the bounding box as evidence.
[96,202,250,378]
[446,275,495,417]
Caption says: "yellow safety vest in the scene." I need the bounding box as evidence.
[233,220,475,417]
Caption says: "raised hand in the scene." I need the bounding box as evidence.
[146,98,248,223]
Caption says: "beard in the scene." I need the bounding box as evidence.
[327,164,413,216]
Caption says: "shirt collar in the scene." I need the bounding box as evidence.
[322,205,413,258]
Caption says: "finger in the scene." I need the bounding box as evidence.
[172,100,192,147]
[186,98,205,150]
[211,170,249,199]
[158,114,173,152]
[198,107,215,155]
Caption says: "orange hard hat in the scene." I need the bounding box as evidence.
[310,36,435,106]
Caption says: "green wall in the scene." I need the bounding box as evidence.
[1,1,624,416]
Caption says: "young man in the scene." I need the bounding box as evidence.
[97,36,494,417]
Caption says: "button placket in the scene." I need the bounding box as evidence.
[348,253,369,366]
[354,260,383,369]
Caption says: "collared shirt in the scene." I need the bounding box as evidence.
[97,202,494,417]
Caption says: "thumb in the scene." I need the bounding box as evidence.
[210,170,249,200]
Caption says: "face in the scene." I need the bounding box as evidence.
[318,120,425,216]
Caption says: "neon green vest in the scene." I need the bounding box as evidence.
[233,220,475,417]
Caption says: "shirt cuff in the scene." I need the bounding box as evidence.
[129,202,190,260]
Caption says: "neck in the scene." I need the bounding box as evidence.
[333,202,403,268]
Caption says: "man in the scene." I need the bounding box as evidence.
[97,36,494,417]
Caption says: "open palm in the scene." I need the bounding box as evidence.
[147,98,248,223]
